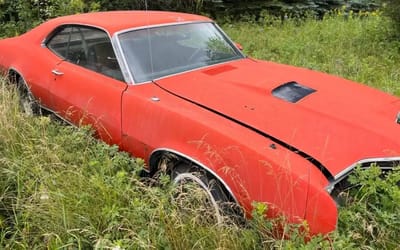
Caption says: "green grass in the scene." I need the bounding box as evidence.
[1,12,400,249]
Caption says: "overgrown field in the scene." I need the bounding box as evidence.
[1,12,400,249]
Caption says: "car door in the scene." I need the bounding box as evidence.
[46,25,127,144]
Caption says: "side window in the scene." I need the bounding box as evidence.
[47,26,72,58]
[68,27,86,65]
[46,25,124,81]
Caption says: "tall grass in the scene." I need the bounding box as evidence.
[1,12,400,248]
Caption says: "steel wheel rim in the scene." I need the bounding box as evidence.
[174,172,223,224]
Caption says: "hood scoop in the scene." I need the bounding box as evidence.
[272,81,316,103]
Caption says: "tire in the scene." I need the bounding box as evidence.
[16,77,40,115]
[171,162,242,225]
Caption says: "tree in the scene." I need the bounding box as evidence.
[97,0,204,13]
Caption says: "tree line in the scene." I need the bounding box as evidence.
[0,0,398,37]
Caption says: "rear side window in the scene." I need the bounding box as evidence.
[47,26,73,58]
[46,25,124,81]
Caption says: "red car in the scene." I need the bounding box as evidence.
[0,11,399,235]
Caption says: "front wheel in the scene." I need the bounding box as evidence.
[171,162,242,225]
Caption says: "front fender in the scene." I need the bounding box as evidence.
[121,83,316,226]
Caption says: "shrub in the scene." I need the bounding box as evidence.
[382,0,400,36]
[98,0,204,13]
[203,0,380,19]
[338,166,400,249]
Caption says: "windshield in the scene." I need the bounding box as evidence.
[118,22,244,83]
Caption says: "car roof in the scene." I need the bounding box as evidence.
[46,11,212,35]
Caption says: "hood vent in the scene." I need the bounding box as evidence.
[272,81,316,103]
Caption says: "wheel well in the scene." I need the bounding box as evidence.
[149,149,238,205]
[7,69,21,85]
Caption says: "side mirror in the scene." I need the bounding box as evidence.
[235,42,243,51]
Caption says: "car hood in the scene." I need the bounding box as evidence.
[155,58,400,177]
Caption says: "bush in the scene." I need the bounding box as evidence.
[0,0,101,37]
[203,0,380,19]
[0,0,383,37]
[382,0,400,36]
[338,166,400,249]
[98,0,204,13]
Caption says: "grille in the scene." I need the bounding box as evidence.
[330,160,400,206]
[359,160,400,170]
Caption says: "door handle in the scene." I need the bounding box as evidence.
[51,69,64,76]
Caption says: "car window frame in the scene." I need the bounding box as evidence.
[44,24,129,83]
[113,21,246,85]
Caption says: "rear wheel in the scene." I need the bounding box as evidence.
[16,76,40,115]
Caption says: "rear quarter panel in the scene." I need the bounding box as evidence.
[0,31,62,107]
[0,37,19,73]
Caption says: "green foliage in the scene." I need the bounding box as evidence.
[0,0,100,37]
[338,166,400,248]
[98,0,204,13]
[0,0,383,38]
[204,0,380,18]
[0,0,205,37]
[382,0,400,36]
[1,12,400,249]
